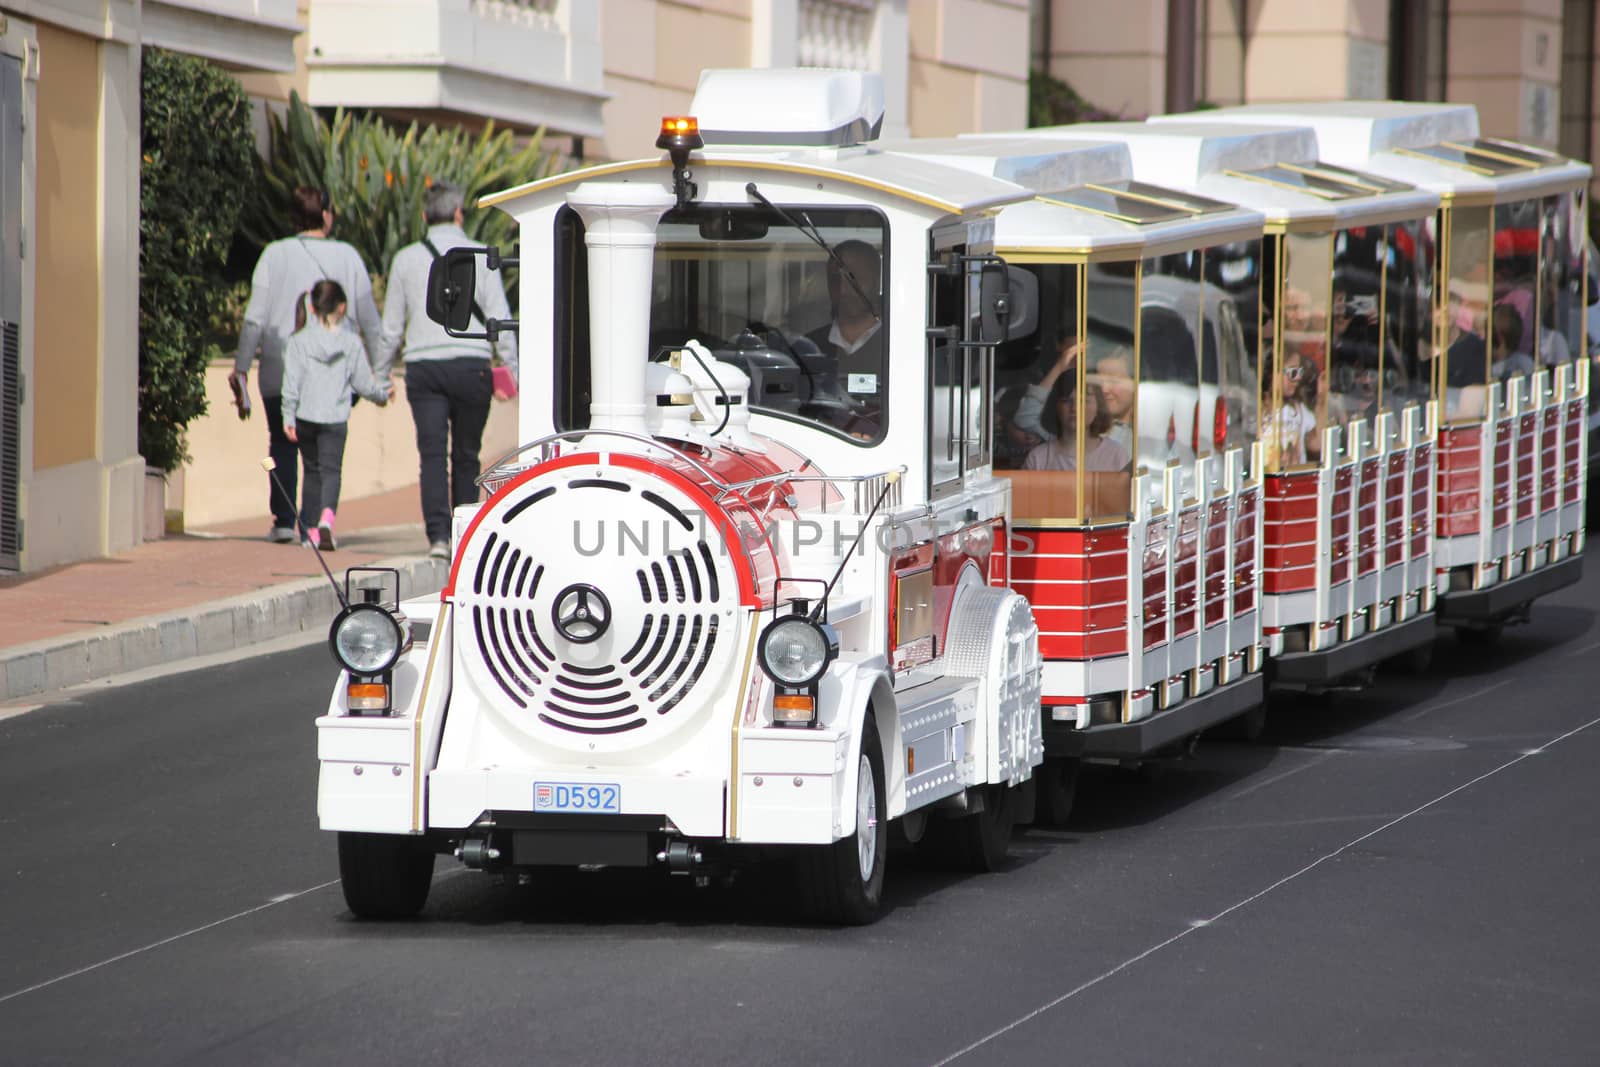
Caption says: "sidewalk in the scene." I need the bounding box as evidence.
[0,485,447,702]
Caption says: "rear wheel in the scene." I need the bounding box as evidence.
[1033,759,1080,827]
[922,784,1016,872]
[1456,623,1504,647]
[338,831,435,919]
[799,718,886,925]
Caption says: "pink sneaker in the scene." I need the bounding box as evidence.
[303,527,320,548]
[317,508,337,552]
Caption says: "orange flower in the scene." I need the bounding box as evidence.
[424,175,432,188]
[384,170,393,187]
[359,155,368,170]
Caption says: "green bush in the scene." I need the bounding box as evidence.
[1028,69,1123,128]
[242,92,564,306]
[139,48,258,473]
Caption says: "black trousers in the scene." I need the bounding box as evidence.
[294,420,349,529]
[406,358,492,543]
[264,396,299,529]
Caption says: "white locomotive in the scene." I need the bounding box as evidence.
[317,70,1047,923]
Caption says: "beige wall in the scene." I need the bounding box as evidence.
[1447,0,1563,145]
[31,21,99,471]
[591,0,753,161]
[1242,0,1390,103]
[181,363,520,528]
[1043,0,1167,118]
[908,0,1029,135]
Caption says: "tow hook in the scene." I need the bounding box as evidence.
[456,837,503,869]
[656,839,703,875]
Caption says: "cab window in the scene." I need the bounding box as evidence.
[551,203,889,443]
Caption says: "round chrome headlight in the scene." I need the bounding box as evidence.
[329,603,404,675]
[758,615,836,687]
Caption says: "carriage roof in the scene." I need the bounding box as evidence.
[1006,121,1440,230]
[1182,103,1592,206]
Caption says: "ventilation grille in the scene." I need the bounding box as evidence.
[462,473,730,739]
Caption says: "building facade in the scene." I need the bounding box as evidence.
[3,0,1597,570]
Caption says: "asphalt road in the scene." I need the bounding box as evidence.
[3,563,1599,1066]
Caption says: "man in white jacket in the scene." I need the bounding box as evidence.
[235,186,381,542]
[378,182,518,559]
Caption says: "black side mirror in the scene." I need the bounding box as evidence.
[979,263,1039,344]
[426,247,481,334]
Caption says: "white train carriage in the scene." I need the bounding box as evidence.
[1011,120,1444,690]
[316,69,1050,923]
[887,134,1269,810]
[1175,103,1591,639]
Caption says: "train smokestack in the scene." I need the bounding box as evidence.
[566,181,677,434]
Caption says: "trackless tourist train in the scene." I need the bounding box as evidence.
[314,70,1591,924]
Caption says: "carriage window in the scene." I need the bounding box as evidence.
[1205,239,1264,460]
[1491,198,1541,393]
[1541,190,1586,371]
[551,204,889,442]
[1384,218,1435,418]
[1441,205,1494,422]
[1261,232,1333,471]
[1330,226,1385,438]
[1139,250,1204,476]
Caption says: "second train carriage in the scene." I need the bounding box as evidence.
[882,134,1270,809]
[1172,103,1591,641]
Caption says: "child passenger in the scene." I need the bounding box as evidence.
[282,280,392,550]
[1023,374,1132,472]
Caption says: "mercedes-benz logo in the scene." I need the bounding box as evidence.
[552,584,611,644]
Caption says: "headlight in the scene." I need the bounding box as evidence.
[758,615,836,688]
[329,602,404,675]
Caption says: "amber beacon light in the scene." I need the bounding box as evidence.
[657,115,704,208]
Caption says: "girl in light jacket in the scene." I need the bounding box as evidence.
[282,281,392,550]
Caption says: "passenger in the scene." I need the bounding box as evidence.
[1490,301,1535,381]
[1265,350,1321,466]
[1443,284,1491,388]
[994,384,1044,470]
[1090,347,1136,455]
[1012,332,1083,443]
[804,240,884,432]
[1023,376,1131,472]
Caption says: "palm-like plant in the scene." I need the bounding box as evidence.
[243,93,566,306]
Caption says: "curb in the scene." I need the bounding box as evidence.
[0,555,449,702]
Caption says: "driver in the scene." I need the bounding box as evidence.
[804,240,884,432]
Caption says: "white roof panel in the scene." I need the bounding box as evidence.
[1185,103,1591,204]
[993,120,1440,227]
[875,136,1132,192]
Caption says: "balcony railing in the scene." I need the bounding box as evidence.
[307,0,605,138]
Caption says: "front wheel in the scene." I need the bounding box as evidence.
[338,831,435,919]
[799,717,887,925]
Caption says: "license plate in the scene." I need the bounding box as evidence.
[534,781,621,814]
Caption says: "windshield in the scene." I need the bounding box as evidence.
[652,205,889,443]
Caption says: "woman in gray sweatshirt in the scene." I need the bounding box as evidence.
[282,281,392,550]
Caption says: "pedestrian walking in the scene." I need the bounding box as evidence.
[377,181,518,559]
[281,281,392,550]
[235,186,382,543]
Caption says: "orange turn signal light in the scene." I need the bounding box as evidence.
[347,682,390,712]
[772,693,816,724]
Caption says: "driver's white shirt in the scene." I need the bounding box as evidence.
[828,319,881,356]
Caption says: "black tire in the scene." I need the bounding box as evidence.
[799,717,887,925]
[338,831,435,919]
[1400,641,1434,675]
[1033,759,1080,827]
[1456,623,1504,647]
[1214,701,1269,743]
[921,784,1016,873]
